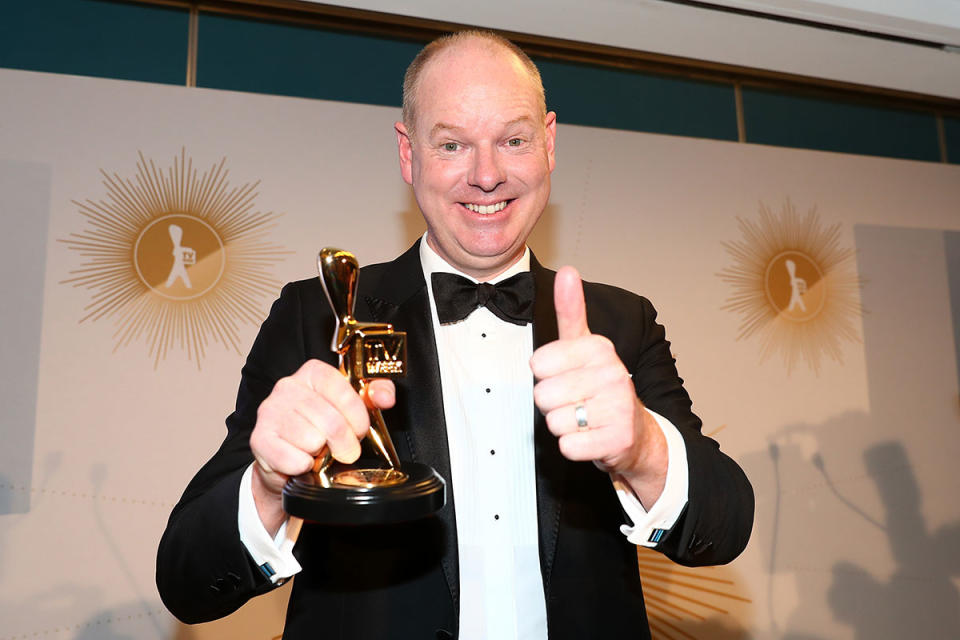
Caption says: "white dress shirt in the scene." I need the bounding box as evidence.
[237,235,691,639]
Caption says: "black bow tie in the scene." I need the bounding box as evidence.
[431,271,535,326]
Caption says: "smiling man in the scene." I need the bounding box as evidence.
[157,31,754,640]
[396,36,555,280]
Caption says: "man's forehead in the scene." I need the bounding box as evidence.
[428,116,537,137]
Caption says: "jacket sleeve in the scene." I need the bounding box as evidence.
[155,281,327,623]
[604,290,755,567]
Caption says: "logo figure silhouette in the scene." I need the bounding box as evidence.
[164,223,196,289]
[785,259,807,312]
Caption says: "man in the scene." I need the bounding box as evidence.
[157,31,753,639]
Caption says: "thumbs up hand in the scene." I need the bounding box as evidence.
[529,267,668,506]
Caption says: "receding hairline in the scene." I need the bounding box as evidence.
[401,30,546,134]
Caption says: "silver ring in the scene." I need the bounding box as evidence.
[574,403,589,431]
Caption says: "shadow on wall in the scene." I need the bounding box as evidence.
[743,413,960,640]
[0,472,11,518]
[827,442,960,639]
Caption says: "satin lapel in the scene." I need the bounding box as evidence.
[530,254,565,595]
[361,242,459,612]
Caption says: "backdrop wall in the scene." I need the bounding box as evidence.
[1,66,958,640]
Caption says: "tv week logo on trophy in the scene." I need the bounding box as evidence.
[60,149,289,368]
[362,335,406,377]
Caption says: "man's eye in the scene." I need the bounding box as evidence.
[507,138,524,147]
[443,142,459,152]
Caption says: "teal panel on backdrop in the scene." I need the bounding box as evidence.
[742,88,941,162]
[196,13,421,107]
[944,116,960,165]
[0,0,188,85]
[535,58,738,141]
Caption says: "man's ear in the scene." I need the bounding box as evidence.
[544,111,558,173]
[395,121,414,185]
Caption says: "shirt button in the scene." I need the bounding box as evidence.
[485,388,491,393]
[494,514,500,520]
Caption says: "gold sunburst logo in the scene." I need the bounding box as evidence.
[60,150,290,368]
[717,200,863,374]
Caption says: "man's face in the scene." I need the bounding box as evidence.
[396,42,557,280]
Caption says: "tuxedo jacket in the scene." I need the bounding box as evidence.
[157,241,754,639]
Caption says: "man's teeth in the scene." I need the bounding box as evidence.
[464,201,507,214]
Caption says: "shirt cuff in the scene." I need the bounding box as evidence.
[238,464,303,584]
[613,408,689,548]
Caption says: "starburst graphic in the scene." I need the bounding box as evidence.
[60,149,290,368]
[717,200,863,374]
[638,546,751,639]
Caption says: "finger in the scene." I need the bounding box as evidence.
[288,389,365,464]
[250,425,316,479]
[361,379,396,410]
[556,424,635,466]
[262,367,367,464]
[297,361,370,438]
[284,398,353,455]
[544,397,619,438]
[322,416,364,464]
[285,397,363,464]
[554,266,590,340]
[557,429,609,463]
[269,369,368,444]
[530,334,619,379]
[533,363,630,413]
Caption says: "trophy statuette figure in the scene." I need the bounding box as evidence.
[282,248,445,525]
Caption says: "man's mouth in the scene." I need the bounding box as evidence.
[461,200,511,215]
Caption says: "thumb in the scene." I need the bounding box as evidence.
[554,266,590,340]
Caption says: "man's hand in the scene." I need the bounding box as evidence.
[529,267,668,508]
[248,360,395,535]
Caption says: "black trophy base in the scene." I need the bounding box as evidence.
[283,462,445,525]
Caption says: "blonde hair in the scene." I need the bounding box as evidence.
[401,30,546,134]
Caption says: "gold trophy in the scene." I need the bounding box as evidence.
[282,248,445,524]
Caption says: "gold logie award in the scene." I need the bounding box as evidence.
[282,248,445,524]
[314,248,407,489]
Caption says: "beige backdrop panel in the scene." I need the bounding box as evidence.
[0,68,958,640]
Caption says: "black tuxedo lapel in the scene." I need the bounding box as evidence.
[360,241,460,613]
[358,245,565,613]
[530,255,566,597]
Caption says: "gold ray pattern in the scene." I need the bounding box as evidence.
[717,200,863,374]
[60,149,290,368]
[638,547,751,639]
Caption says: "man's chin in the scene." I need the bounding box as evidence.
[456,245,526,279]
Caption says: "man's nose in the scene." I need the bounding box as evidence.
[467,146,506,192]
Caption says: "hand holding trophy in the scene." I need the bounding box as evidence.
[282,248,445,525]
